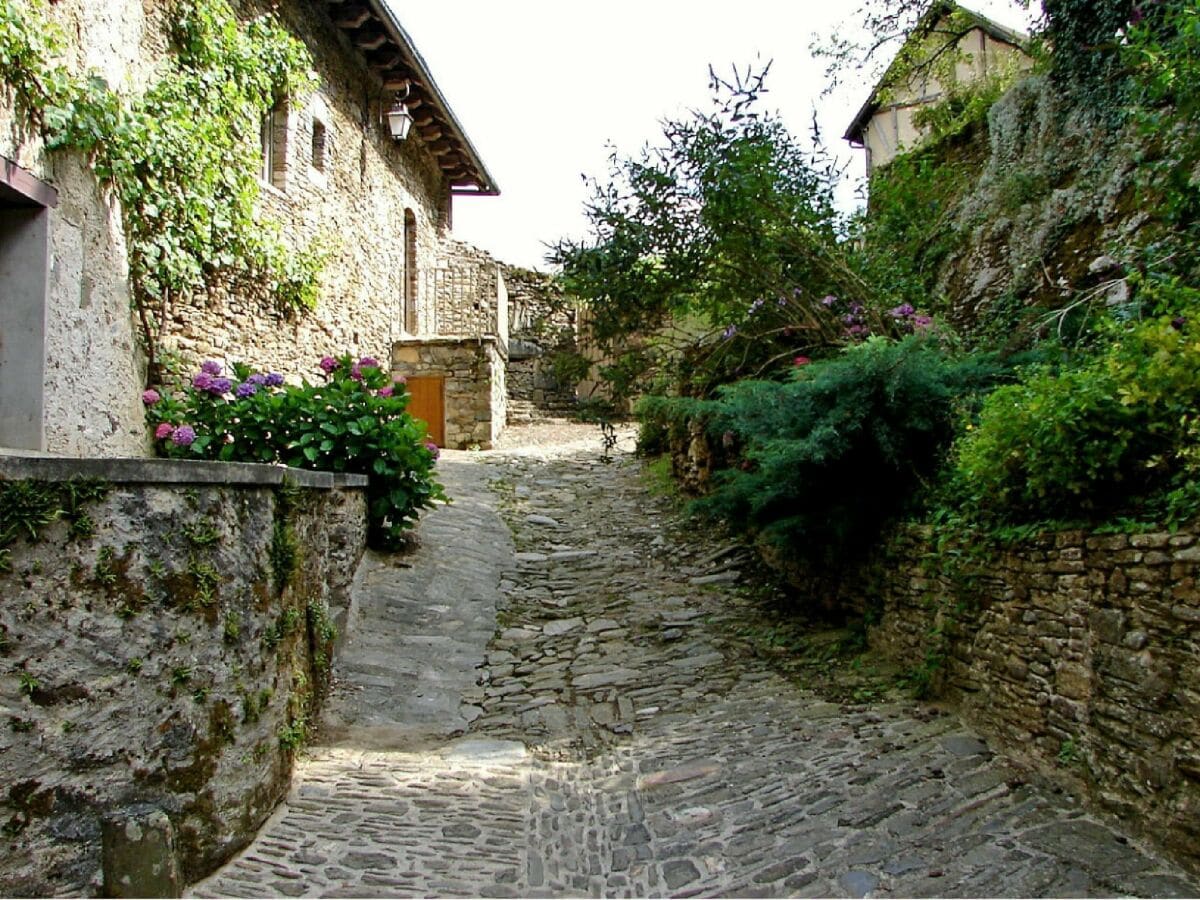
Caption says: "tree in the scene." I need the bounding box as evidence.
[550,65,890,404]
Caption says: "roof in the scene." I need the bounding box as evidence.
[322,0,499,196]
[842,1,1029,145]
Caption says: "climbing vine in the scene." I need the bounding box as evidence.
[0,0,322,377]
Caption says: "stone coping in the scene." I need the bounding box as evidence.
[0,454,368,489]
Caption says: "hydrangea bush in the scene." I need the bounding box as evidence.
[145,355,444,549]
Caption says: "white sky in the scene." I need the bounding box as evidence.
[393,1,1034,271]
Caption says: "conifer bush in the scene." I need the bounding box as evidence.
[643,336,1005,563]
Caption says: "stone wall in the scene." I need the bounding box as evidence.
[503,265,578,419]
[855,523,1200,872]
[392,337,505,449]
[0,0,162,457]
[0,456,367,896]
[164,0,451,385]
[0,0,471,453]
[431,240,504,339]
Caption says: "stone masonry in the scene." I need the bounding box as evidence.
[392,337,506,449]
[190,427,1199,897]
[0,456,367,896]
[860,524,1200,871]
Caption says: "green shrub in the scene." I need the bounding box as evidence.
[647,335,1005,564]
[949,278,1200,524]
[145,355,444,549]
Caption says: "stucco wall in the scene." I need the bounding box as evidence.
[863,26,1030,172]
[0,457,367,896]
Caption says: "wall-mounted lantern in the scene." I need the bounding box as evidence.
[385,83,413,141]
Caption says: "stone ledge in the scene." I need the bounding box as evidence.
[0,454,368,489]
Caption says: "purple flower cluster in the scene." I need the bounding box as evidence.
[235,381,258,398]
[142,389,160,406]
[192,372,232,395]
[889,302,934,334]
[171,425,195,447]
[425,441,440,460]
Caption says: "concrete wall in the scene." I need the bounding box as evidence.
[0,456,367,896]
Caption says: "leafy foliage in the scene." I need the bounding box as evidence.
[643,336,1006,563]
[0,0,324,376]
[551,65,911,405]
[146,357,444,549]
[947,275,1200,525]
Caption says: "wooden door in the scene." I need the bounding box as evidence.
[405,375,445,447]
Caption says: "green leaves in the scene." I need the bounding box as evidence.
[0,0,324,369]
[146,356,445,550]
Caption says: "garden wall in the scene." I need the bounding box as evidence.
[856,523,1200,872]
[0,455,367,896]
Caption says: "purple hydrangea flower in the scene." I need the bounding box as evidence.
[192,372,213,391]
[235,381,258,398]
[319,356,338,374]
[142,389,161,406]
[350,364,363,381]
[265,372,285,387]
[172,425,196,447]
[358,356,380,369]
[208,377,232,395]
[890,303,916,318]
[425,441,440,460]
[379,386,394,398]
[154,423,174,440]
[200,360,222,376]
[247,373,267,385]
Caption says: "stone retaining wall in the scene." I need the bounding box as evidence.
[0,456,367,896]
[858,524,1200,872]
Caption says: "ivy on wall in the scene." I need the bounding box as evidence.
[0,0,324,377]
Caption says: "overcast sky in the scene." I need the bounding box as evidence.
[393,1,1034,271]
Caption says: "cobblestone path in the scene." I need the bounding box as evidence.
[191,431,1198,898]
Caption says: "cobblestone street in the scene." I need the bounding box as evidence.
[191,427,1199,898]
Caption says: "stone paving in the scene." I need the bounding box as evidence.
[190,426,1199,898]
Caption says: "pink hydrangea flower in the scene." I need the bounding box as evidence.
[154,423,174,440]
[394,375,407,385]
[424,441,440,460]
[142,389,161,405]
[350,364,363,382]
[319,356,338,374]
[358,356,380,369]
[378,386,394,397]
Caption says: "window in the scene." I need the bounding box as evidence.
[310,117,327,173]
[260,99,289,191]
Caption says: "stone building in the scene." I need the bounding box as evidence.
[0,0,506,454]
[843,1,1031,177]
